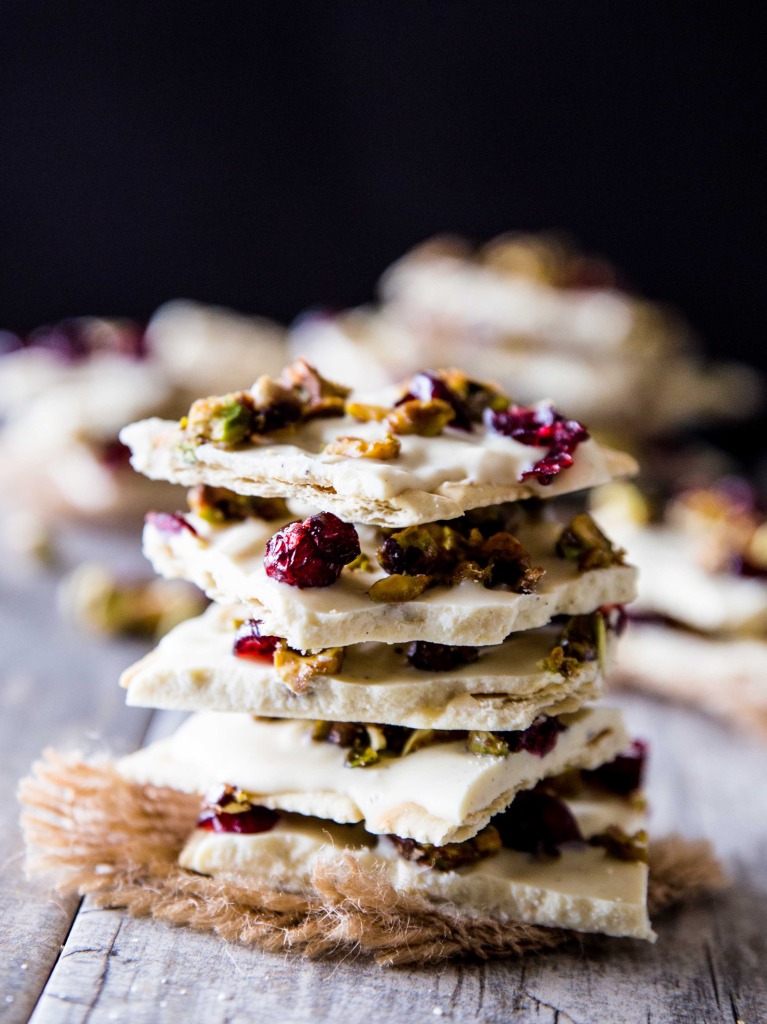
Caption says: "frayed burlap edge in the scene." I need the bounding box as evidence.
[18,750,726,966]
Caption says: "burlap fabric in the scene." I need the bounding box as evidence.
[19,750,725,966]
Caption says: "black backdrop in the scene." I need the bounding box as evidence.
[1,3,765,371]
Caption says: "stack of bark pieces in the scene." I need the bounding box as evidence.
[118,360,655,942]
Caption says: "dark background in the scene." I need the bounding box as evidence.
[1,3,765,370]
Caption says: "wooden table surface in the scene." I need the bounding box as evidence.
[2,523,766,1024]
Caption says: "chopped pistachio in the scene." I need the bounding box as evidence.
[467,731,510,757]
[386,398,455,436]
[345,400,391,422]
[59,563,206,639]
[368,573,431,603]
[589,826,649,864]
[346,552,372,573]
[390,825,502,870]
[187,485,289,525]
[556,513,626,571]
[280,358,350,418]
[324,434,401,460]
[540,613,606,677]
[273,646,344,694]
[185,392,256,446]
[345,746,380,768]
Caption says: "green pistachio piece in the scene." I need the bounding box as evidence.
[467,731,510,757]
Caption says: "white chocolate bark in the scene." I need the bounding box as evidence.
[143,514,637,648]
[612,621,767,735]
[121,408,637,529]
[121,602,609,729]
[118,707,629,845]
[179,790,652,940]
[606,524,767,636]
[145,300,287,396]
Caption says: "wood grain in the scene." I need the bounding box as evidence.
[1,524,154,1024]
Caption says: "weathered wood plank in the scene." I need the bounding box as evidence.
[1,524,155,1024]
[25,693,767,1024]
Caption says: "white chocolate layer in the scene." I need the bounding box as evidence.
[606,524,767,636]
[118,707,629,846]
[121,406,636,528]
[179,790,652,940]
[612,621,767,735]
[143,514,637,649]
[121,602,609,729]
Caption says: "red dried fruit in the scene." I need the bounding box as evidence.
[407,641,479,672]
[264,512,360,588]
[484,403,590,485]
[233,620,281,661]
[145,511,199,537]
[494,788,583,856]
[97,440,133,468]
[399,371,473,431]
[503,716,566,758]
[197,805,280,835]
[584,740,647,795]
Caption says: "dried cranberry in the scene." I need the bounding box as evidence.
[264,512,360,588]
[97,440,133,468]
[584,740,647,795]
[484,404,590,485]
[501,716,565,758]
[233,620,281,661]
[145,511,199,537]
[399,371,472,431]
[197,805,280,835]
[494,788,583,856]
[407,641,479,672]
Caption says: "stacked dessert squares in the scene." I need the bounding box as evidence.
[117,360,654,940]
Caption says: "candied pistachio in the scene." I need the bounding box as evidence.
[386,398,455,437]
[187,485,289,525]
[589,826,649,864]
[345,400,391,422]
[345,746,380,768]
[479,531,545,592]
[59,563,206,639]
[368,573,431,603]
[324,434,401,460]
[541,612,606,677]
[400,728,437,757]
[390,825,501,871]
[377,520,543,596]
[540,644,580,678]
[556,513,626,571]
[273,646,344,694]
[312,720,364,746]
[438,368,509,420]
[207,784,255,815]
[346,552,372,572]
[467,731,510,757]
[185,391,256,446]
[281,358,350,418]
